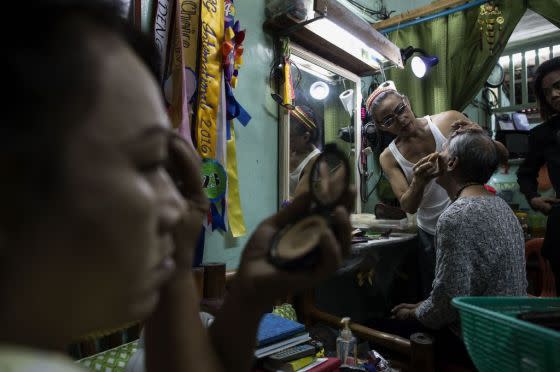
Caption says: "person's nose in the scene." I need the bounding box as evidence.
[395,112,408,124]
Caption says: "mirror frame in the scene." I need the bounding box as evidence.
[279,43,362,212]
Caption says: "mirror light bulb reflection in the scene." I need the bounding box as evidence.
[310,81,330,100]
[411,56,427,78]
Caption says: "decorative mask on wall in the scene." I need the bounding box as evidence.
[478,1,505,55]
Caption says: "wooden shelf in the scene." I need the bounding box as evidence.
[373,0,475,31]
[263,15,380,77]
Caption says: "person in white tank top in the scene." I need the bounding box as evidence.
[366,82,467,298]
[288,106,322,198]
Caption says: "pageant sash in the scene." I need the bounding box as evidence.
[195,0,224,159]
[208,75,229,232]
[180,0,201,75]
[168,4,185,130]
[153,0,174,82]
[222,0,247,235]
[226,122,246,237]
[168,0,201,144]
[193,226,205,267]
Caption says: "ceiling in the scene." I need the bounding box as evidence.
[341,0,560,44]
[507,9,559,45]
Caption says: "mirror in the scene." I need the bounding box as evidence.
[279,43,361,212]
[309,143,350,208]
[270,143,350,270]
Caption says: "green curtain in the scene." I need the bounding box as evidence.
[323,84,356,182]
[529,0,560,28]
[386,0,527,116]
[323,87,346,144]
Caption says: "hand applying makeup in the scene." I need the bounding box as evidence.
[166,134,210,273]
[412,152,442,186]
[209,186,355,372]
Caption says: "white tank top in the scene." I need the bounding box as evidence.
[289,148,321,195]
[387,116,451,235]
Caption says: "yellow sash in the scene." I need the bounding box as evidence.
[195,0,224,159]
[226,122,246,237]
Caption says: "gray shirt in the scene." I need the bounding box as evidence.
[415,195,527,330]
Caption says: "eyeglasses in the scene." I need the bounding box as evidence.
[543,80,560,97]
[376,100,408,128]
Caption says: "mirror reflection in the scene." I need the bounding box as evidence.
[286,50,359,203]
[310,147,349,207]
[289,106,322,198]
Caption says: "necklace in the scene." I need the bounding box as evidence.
[454,182,482,201]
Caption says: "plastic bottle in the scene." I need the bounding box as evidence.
[515,211,529,239]
[336,317,357,367]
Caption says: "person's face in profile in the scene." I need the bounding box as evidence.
[289,122,311,154]
[435,142,454,193]
[542,69,560,114]
[373,94,414,135]
[40,33,185,332]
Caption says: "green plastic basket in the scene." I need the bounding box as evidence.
[452,297,560,372]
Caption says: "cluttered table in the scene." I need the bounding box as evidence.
[338,232,417,274]
[335,214,418,274]
[313,215,420,323]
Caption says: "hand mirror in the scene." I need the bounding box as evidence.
[269,143,350,270]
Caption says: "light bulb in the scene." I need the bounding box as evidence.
[310,81,330,100]
[411,56,427,78]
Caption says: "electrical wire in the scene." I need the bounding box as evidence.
[483,87,499,108]
[268,39,302,101]
[360,169,384,203]
[469,86,499,117]
[345,0,394,20]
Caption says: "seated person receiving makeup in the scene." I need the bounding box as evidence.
[389,120,527,366]
[0,2,353,372]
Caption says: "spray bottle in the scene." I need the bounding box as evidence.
[336,317,357,366]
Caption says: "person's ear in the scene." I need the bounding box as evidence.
[303,131,311,142]
[403,95,411,107]
[374,122,388,133]
[447,156,459,172]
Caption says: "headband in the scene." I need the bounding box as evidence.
[290,106,316,130]
[365,80,398,114]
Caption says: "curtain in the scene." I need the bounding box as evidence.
[386,0,527,116]
[530,0,560,29]
[323,84,356,181]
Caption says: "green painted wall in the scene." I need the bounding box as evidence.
[202,0,278,269]
[139,0,435,269]
[142,0,277,269]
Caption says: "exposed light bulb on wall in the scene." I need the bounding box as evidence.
[411,56,427,78]
[401,46,439,78]
[310,81,330,100]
